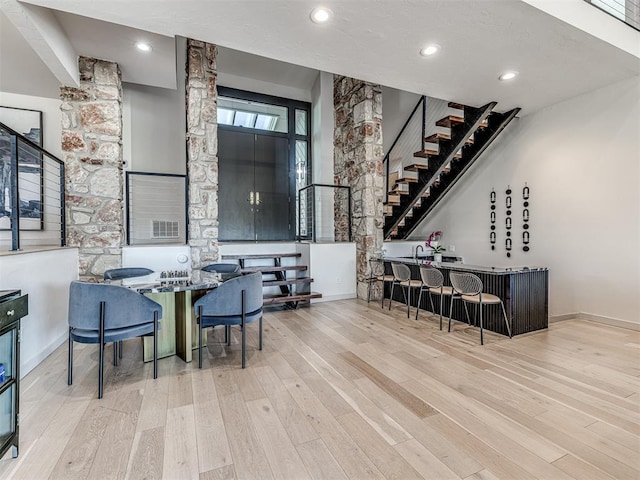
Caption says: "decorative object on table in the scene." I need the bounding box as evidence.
[426,230,445,262]
[0,106,44,231]
[522,183,530,252]
[490,188,496,250]
[505,186,512,257]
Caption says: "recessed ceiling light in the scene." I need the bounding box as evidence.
[499,71,518,81]
[310,7,333,24]
[419,44,440,56]
[135,42,152,52]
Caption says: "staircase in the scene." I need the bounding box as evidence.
[384,101,520,239]
[221,253,322,308]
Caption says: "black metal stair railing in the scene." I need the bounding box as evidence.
[384,102,498,239]
[383,96,426,204]
[390,106,521,239]
[0,121,66,251]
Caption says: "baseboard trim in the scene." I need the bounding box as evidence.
[549,313,579,323]
[578,313,640,332]
[311,293,357,303]
[21,331,67,377]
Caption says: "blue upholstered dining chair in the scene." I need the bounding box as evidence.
[201,263,241,274]
[104,267,154,281]
[103,267,154,361]
[194,272,263,369]
[67,281,162,399]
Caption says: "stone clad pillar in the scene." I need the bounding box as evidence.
[333,76,384,299]
[186,39,219,269]
[61,57,123,281]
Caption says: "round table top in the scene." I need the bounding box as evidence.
[114,269,240,293]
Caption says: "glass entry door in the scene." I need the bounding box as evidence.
[218,129,291,241]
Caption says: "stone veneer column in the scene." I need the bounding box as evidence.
[61,57,123,281]
[186,39,219,269]
[333,76,384,299]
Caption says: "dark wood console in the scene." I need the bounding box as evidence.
[0,290,28,459]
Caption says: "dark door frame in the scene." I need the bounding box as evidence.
[217,86,312,242]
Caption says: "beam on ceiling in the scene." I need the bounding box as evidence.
[0,0,78,86]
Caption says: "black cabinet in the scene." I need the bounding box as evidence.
[0,290,28,459]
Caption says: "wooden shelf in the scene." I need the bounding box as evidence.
[222,253,301,260]
[263,292,322,305]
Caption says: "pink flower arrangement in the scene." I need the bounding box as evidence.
[426,231,445,254]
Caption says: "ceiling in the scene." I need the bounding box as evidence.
[4,0,640,114]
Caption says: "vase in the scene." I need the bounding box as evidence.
[434,253,443,263]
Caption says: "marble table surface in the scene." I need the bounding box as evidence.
[115,269,229,293]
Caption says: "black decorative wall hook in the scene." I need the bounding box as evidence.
[523,183,531,252]
[489,188,496,250]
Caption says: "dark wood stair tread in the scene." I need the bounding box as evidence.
[263,277,314,287]
[425,132,473,145]
[435,115,464,127]
[222,253,301,260]
[405,162,430,172]
[241,265,307,274]
[395,176,418,184]
[385,193,401,206]
[435,115,488,129]
[448,101,465,109]
[413,148,438,158]
[264,292,323,304]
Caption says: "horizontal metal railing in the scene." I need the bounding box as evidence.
[0,121,65,251]
[297,183,352,243]
[585,0,640,30]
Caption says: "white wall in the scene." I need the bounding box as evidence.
[412,76,640,324]
[122,83,186,174]
[381,86,421,156]
[523,0,640,59]
[123,245,190,271]
[299,242,357,302]
[218,72,312,103]
[0,91,62,158]
[219,242,356,302]
[312,71,334,184]
[0,248,78,375]
[311,71,336,240]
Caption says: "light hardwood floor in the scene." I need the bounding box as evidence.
[1,299,639,479]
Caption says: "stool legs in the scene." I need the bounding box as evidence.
[500,301,512,338]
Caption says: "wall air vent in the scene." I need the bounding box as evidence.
[152,220,180,239]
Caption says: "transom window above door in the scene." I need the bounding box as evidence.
[217,97,288,133]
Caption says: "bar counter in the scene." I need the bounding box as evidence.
[383,257,549,336]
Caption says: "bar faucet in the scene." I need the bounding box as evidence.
[415,244,424,259]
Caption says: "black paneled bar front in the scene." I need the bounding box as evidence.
[383,259,549,336]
